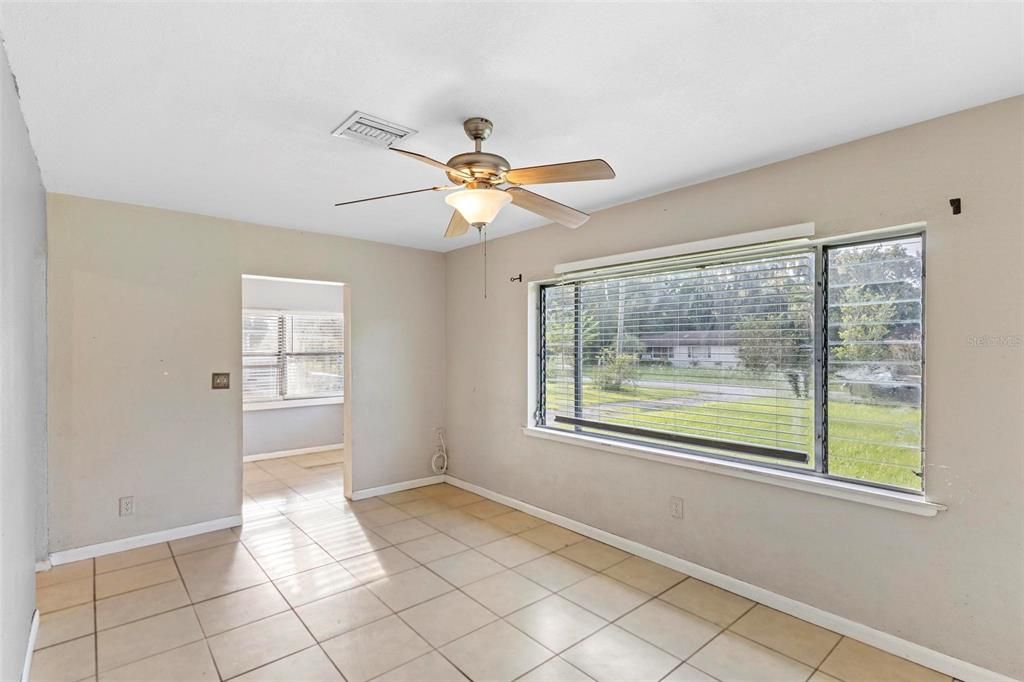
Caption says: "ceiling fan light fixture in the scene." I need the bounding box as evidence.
[444,188,512,228]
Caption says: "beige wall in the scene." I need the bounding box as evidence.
[47,195,446,551]
[444,97,1024,677]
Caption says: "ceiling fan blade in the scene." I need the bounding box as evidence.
[506,187,589,229]
[334,186,451,207]
[392,148,472,181]
[443,210,470,238]
[505,159,615,185]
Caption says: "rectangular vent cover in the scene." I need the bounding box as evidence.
[331,111,416,148]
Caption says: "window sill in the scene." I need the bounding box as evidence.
[244,396,344,412]
[521,426,946,517]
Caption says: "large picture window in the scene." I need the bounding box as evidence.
[242,310,344,403]
[537,234,924,492]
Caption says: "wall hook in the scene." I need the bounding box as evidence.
[510,274,523,283]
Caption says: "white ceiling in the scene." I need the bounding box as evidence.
[1,3,1021,252]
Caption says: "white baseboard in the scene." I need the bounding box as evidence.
[351,475,446,501]
[21,609,39,682]
[444,475,1014,682]
[243,443,344,462]
[46,515,242,566]
[34,559,51,573]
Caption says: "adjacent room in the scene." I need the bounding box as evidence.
[0,3,1021,682]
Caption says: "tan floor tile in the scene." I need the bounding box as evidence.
[340,497,389,513]
[809,672,843,682]
[273,562,360,607]
[96,580,190,630]
[662,664,719,681]
[617,599,721,659]
[373,651,467,682]
[193,582,289,636]
[506,595,606,653]
[398,590,497,646]
[169,529,239,556]
[354,506,412,528]
[520,524,587,551]
[435,489,485,508]
[557,540,629,572]
[489,511,547,535]
[516,554,595,592]
[232,646,344,682]
[689,631,813,682]
[35,603,94,650]
[340,547,418,584]
[560,574,649,621]
[380,488,433,505]
[519,656,595,682]
[820,638,951,682]
[318,528,391,562]
[477,535,549,567]
[97,606,203,672]
[397,532,468,563]
[602,556,686,595]
[30,634,95,682]
[36,560,93,589]
[175,543,268,602]
[462,499,514,519]
[254,542,335,579]
[374,518,436,544]
[395,498,450,517]
[441,620,553,682]
[207,610,315,679]
[235,515,295,540]
[295,586,392,641]
[462,569,551,616]
[414,483,453,498]
[95,543,171,574]
[660,579,754,627]
[37,576,94,614]
[730,605,840,667]
[242,527,315,561]
[443,518,512,547]
[94,558,179,600]
[426,549,504,587]
[367,565,453,611]
[420,508,478,533]
[563,625,680,682]
[98,640,218,681]
[321,614,432,682]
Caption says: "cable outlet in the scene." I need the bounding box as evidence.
[670,496,684,519]
[119,496,134,517]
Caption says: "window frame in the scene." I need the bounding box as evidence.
[242,308,345,404]
[533,231,925,495]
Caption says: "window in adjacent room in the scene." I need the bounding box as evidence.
[536,234,924,492]
[242,311,344,402]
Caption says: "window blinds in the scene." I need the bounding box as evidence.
[242,311,344,402]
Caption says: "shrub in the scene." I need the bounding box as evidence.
[593,350,639,391]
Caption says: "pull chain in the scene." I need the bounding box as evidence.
[479,225,488,299]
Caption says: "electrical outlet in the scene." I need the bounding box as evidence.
[119,496,134,517]
[670,496,684,519]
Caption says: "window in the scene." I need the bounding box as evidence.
[242,310,344,403]
[537,234,924,492]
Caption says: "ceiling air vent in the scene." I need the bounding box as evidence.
[331,111,416,148]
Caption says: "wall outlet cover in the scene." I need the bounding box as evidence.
[670,496,684,519]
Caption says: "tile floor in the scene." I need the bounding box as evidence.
[32,451,953,682]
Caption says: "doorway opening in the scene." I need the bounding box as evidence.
[240,274,351,504]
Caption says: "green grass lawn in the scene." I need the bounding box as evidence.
[545,380,922,491]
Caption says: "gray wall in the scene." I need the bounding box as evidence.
[47,194,445,551]
[0,35,47,682]
[444,97,1024,678]
[241,276,343,457]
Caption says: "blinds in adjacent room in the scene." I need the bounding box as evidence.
[242,311,344,402]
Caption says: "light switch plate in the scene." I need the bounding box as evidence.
[211,372,230,389]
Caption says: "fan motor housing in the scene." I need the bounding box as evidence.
[446,151,510,186]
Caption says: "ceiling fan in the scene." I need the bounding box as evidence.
[335,117,615,238]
